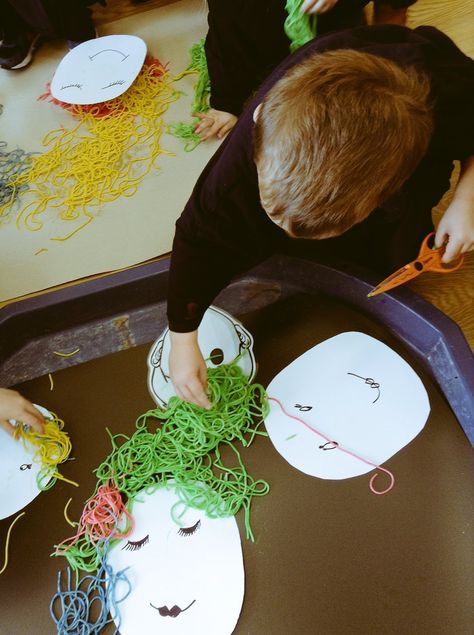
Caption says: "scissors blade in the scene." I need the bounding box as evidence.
[367,264,419,297]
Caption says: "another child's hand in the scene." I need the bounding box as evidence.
[169,331,212,410]
[0,388,45,437]
[301,0,339,14]
[435,197,474,263]
[194,109,238,141]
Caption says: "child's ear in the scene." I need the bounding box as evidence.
[253,104,262,123]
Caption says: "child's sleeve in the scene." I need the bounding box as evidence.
[415,26,474,160]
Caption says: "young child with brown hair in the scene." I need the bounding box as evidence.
[197,0,418,140]
[167,25,474,408]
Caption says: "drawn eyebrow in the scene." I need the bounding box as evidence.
[347,372,381,403]
[60,83,83,90]
[121,534,149,551]
[178,519,201,537]
[89,49,130,61]
[101,80,126,90]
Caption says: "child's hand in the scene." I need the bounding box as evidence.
[437,157,474,262]
[194,109,238,141]
[0,388,45,436]
[169,331,212,410]
[301,0,339,14]
[435,197,474,263]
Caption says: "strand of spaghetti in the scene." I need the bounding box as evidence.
[267,396,395,495]
[64,498,78,528]
[0,511,26,576]
[53,348,80,357]
[48,373,54,391]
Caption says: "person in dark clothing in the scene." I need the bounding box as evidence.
[196,0,417,140]
[0,0,97,70]
[167,25,474,409]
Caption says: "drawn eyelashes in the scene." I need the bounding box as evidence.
[101,80,126,90]
[60,83,83,90]
[178,519,201,537]
[347,372,381,403]
[122,535,149,551]
[121,520,202,551]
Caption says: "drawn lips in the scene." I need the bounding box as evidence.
[150,599,196,617]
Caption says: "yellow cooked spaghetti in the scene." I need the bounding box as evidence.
[0,58,180,241]
[14,411,78,489]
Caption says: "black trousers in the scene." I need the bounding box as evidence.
[0,0,96,41]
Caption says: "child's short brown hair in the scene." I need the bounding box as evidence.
[253,49,433,238]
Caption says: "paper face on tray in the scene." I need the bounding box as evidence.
[264,332,430,479]
[148,306,256,406]
[107,484,245,635]
[51,35,147,104]
[0,405,52,519]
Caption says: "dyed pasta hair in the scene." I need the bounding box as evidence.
[253,49,433,238]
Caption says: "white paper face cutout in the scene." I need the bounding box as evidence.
[0,405,52,520]
[107,484,245,635]
[148,306,256,406]
[265,332,430,480]
[51,35,147,105]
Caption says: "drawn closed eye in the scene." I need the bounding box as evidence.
[102,80,126,90]
[121,534,149,551]
[178,520,201,537]
[60,83,83,90]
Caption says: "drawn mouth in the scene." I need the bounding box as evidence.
[150,599,196,617]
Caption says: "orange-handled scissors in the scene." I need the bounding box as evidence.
[367,232,464,298]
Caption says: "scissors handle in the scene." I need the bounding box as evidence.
[367,231,465,297]
[417,232,464,273]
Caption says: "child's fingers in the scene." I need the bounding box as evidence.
[217,121,236,139]
[0,419,15,437]
[434,225,448,249]
[22,405,45,434]
[301,0,337,14]
[441,236,463,263]
[179,381,211,410]
[194,116,214,135]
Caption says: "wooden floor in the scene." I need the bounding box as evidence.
[97,0,473,348]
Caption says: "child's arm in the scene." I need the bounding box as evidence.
[169,331,211,410]
[0,388,45,436]
[436,156,474,263]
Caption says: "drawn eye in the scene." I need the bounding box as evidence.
[178,520,201,537]
[20,463,32,471]
[102,80,125,90]
[60,83,83,90]
[121,535,149,551]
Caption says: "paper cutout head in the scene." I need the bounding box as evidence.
[51,35,147,105]
[0,405,52,520]
[265,332,430,479]
[148,306,256,406]
[107,483,244,635]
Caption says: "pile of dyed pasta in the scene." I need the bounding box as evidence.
[0,56,179,241]
[55,362,269,575]
[14,411,75,489]
[0,104,35,211]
